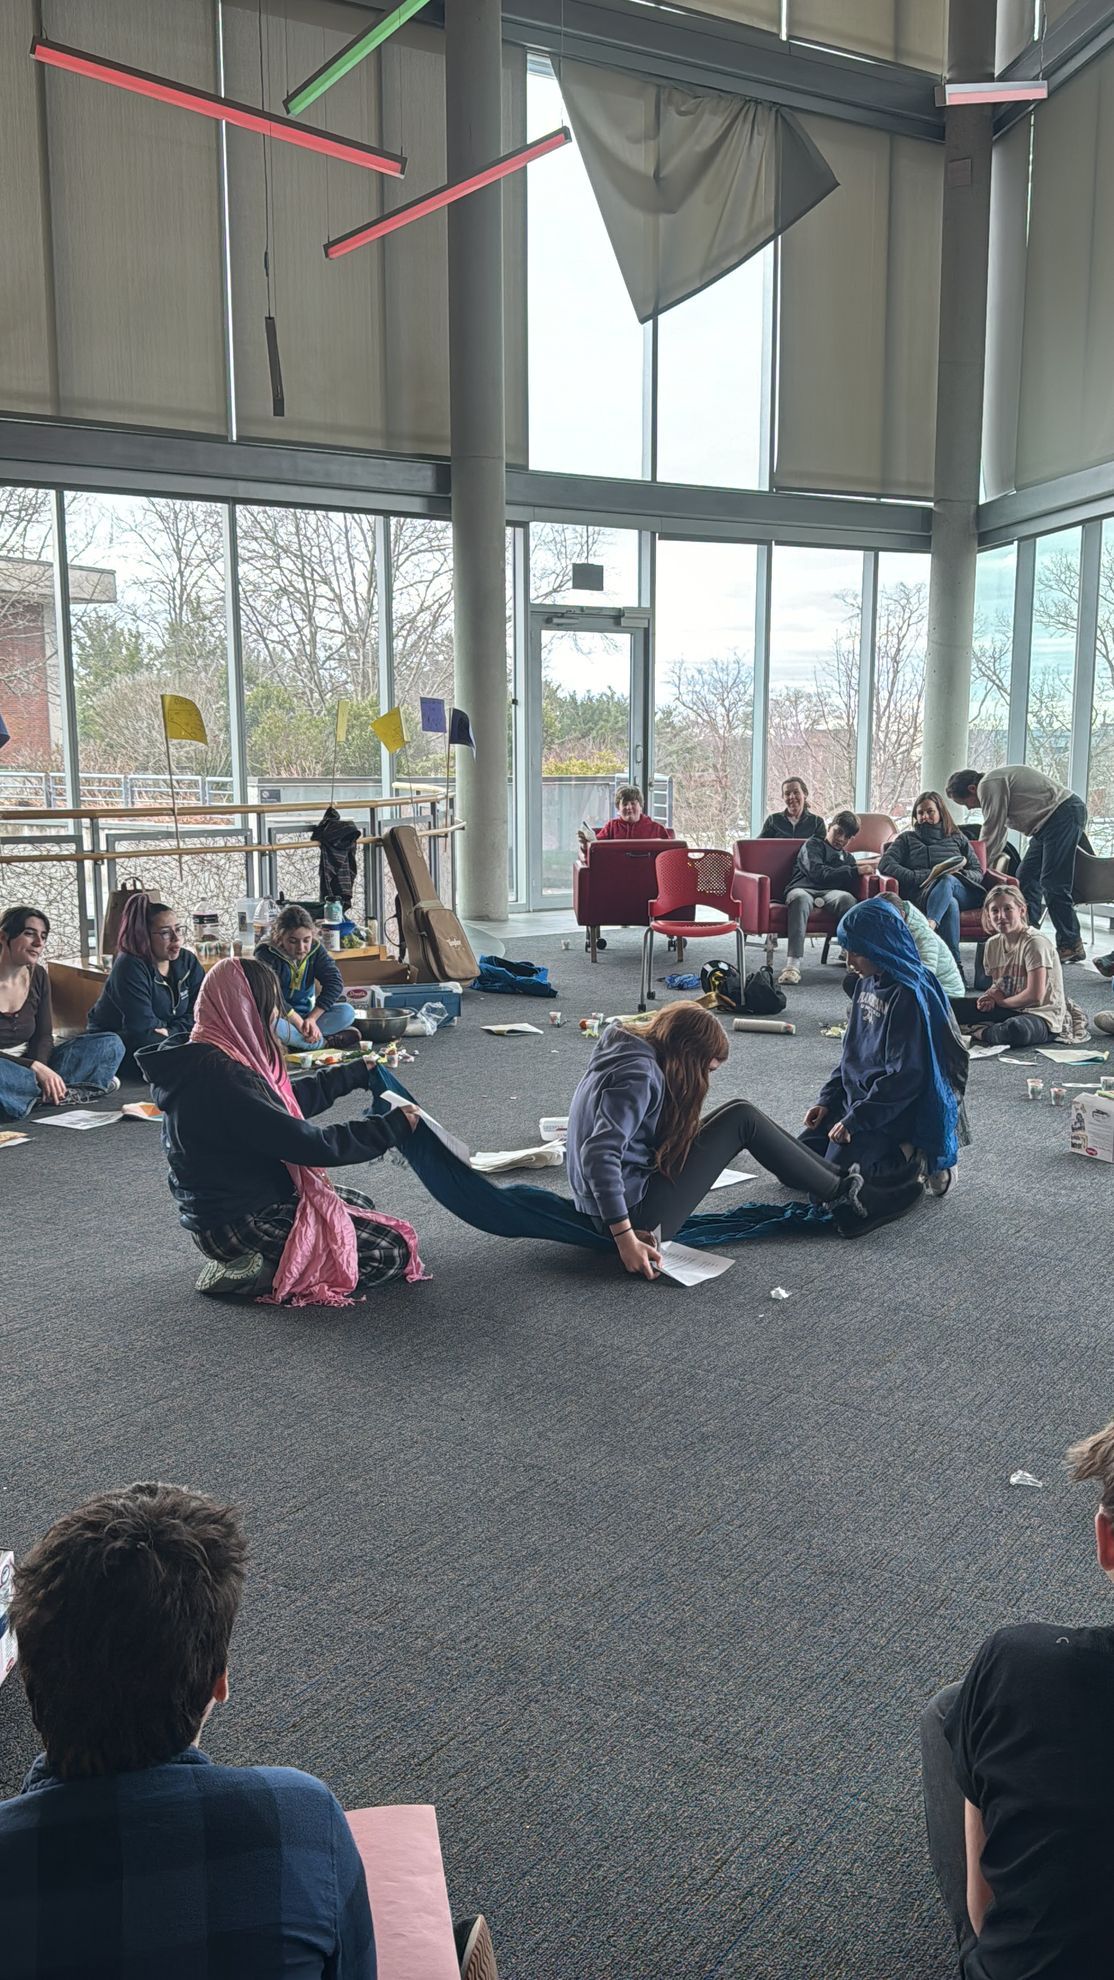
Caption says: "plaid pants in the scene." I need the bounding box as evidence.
[194,1185,411,1289]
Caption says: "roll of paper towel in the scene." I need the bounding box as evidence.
[732,1017,795,1035]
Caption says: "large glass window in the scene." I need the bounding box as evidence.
[65,493,230,806]
[654,541,757,846]
[529,524,639,607]
[871,552,929,822]
[526,61,644,479]
[0,487,60,804]
[656,254,769,490]
[389,519,455,781]
[1027,527,1080,784]
[1091,522,1114,854]
[767,547,863,817]
[970,546,1015,770]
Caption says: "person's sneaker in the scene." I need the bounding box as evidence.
[1093,1010,1114,1035]
[327,1028,362,1049]
[455,1915,499,1980]
[107,1077,121,1092]
[1093,952,1114,978]
[778,961,801,986]
[195,1252,267,1299]
[922,853,967,892]
[830,1167,924,1238]
[924,1166,955,1198]
[1058,939,1087,964]
[60,1083,108,1105]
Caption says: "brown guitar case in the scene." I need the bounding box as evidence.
[382,823,478,983]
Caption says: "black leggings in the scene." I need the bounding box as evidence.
[948,999,1054,1048]
[632,1099,841,1241]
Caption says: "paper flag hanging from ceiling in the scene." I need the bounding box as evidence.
[448,708,477,753]
[0,713,9,750]
[371,706,409,753]
[420,697,447,734]
[334,699,351,745]
[161,694,208,745]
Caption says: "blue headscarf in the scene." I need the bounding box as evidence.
[836,896,963,1173]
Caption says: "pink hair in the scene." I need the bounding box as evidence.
[116,892,171,963]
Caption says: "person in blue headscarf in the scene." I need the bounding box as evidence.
[800,896,969,1194]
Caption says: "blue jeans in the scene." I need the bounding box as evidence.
[274,1001,356,1048]
[922,875,986,964]
[0,1032,125,1122]
[1017,794,1086,948]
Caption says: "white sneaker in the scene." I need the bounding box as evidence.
[778,962,801,986]
[107,1077,121,1092]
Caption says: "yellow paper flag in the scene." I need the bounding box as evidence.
[370,705,408,754]
[161,693,208,746]
[334,698,351,745]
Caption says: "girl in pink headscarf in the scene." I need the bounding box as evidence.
[139,957,426,1306]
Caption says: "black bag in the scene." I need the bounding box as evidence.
[742,966,786,1017]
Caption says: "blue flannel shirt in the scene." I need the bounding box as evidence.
[1,1747,377,1979]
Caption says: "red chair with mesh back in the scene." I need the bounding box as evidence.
[639,847,745,1011]
[731,839,896,968]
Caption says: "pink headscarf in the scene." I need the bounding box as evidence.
[192,959,426,1306]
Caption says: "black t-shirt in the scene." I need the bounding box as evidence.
[943,1621,1114,1979]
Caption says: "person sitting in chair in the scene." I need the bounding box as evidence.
[759,777,827,842]
[778,809,861,988]
[577,785,672,954]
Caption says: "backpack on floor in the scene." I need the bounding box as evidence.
[474,955,557,998]
[381,824,478,984]
[742,966,787,1017]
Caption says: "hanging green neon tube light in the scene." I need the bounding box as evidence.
[284,0,431,117]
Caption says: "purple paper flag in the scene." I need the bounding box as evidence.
[448,707,476,753]
[420,696,447,734]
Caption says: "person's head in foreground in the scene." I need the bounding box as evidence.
[827,809,859,848]
[197,955,285,1073]
[944,770,982,812]
[840,896,923,983]
[633,1001,728,1178]
[0,904,50,970]
[615,784,645,823]
[117,892,182,967]
[912,789,958,832]
[12,1481,246,1778]
[270,903,316,960]
[982,883,1027,939]
[780,777,809,821]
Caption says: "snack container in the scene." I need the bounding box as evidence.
[1026,1077,1044,1101]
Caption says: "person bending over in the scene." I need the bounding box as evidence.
[802,896,967,1195]
[1,1481,377,1978]
[946,764,1088,964]
[565,1001,923,1271]
[779,808,861,987]
[950,886,1076,1049]
[577,784,673,955]
[921,1418,1114,1979]
[0,904,123,1120]
[255,903,359,1048]
[87,892,204,1059]
[879,790,987,970]
[759,776,827,842]
[140,957,423,1303]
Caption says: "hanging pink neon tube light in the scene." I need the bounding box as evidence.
[30,37,406,177]
[324,127,570,259]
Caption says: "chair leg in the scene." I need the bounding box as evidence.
[590,926,598,964]
[735,925,746,999]
[639,929,651,1011]
[821,936,831,966]
[647,930,657,1004]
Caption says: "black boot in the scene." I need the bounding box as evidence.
[830,1165,924,1238]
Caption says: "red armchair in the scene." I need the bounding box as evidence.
[731,839,896,969]
[960,840,1018,945]
[573,836,683,961]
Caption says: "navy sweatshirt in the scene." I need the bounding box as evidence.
[566,1023,666,1225]
[819,975,929,1143]
[253,940,346,1019]
[139,1038,410,1231]
[87,951,205,1054]
[787,836,859,895]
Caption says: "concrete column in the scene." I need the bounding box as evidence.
[920,0,996,793]
[445,0,508,920]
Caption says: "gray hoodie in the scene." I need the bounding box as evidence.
[565,1022,666,1225]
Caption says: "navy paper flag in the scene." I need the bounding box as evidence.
[0,712,9,750]
[448,707,476,753]
[420,696,447,734]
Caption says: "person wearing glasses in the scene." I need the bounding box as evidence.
[87,892,205,1061]
[0,904,123,1119]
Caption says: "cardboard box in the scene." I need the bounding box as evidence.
[372,982,462,1026]
[1070,1092,1114,1163]
[0,1550,16,1688]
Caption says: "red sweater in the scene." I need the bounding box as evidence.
[594,815,673,842]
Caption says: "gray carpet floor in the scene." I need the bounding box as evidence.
[3,928,1114,1979]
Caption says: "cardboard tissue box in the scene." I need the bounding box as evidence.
[1070,1092,1114,1163]
[0,1551,16,1687]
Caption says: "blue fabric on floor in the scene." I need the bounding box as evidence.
[473,956,557,997]
[367,1067,833,1247]
[664,973,701,989]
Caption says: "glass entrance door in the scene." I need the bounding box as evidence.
[521,607,650,908]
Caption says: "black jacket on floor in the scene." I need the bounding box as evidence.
[139,1038,409,1231]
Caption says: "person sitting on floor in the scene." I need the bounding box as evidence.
[950,885,1085,1050]
[759,776,827,842]
[0,904,123,1121]
[778,808,861,988]
[254,903,359,1049]
[565,1001,923,1270]
[86,892,204,1061]
[802,895,968,1197]
[840,894,965,1001]
[577,784,673,955]
[140,956,423,1303]
[1,1481,378,1978]
[920,1415,1114,1980]
[878,789,987,972]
